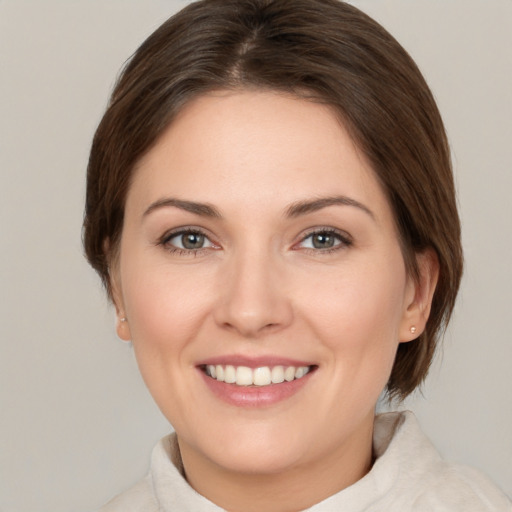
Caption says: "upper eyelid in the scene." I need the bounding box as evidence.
[159,226,214,244]
[294,228,353,251]
[298,227,352,241]
[159,228,219,255]
[156,225,352,249]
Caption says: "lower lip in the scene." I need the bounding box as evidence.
[199,369,314,407]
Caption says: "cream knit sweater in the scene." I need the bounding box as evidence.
[100,411,511,511]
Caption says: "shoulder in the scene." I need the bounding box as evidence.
[412,464,512,512]
[374,411,511,511]
[98,474,159,512]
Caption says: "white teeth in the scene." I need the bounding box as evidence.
[284,366,296,382]
[271,366,285,384]
[253,366,272,386]
[224,365,236,383]
[236,366,253,386]
[295,367,306,379]
[206,364,312,386]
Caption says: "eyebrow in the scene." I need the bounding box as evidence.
[143,195,374,220]
[143,198,222,218]
[285,196,375,219]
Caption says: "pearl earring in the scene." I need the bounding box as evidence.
[410,326,417,334]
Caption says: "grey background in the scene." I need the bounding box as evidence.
[1,1,511,511]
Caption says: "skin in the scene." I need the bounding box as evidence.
[112,90,438,512]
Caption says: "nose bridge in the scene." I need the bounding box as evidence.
[214,240,292,337]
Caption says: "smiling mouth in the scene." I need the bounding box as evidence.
[201,364,315,387]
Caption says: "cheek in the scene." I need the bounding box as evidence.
[119,262,216,420]
[300,258,407,367]
[120,255,215,360]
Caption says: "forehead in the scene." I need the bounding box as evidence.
[128,90,392,224]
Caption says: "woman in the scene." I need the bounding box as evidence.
[83,0,511,510]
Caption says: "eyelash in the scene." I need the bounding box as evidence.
[158,227,353,256]
[158,228,217,257]
[295,228,353,254]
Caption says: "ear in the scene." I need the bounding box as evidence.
[399,248,439,342]
[112,287,132,342]
[105,239,132,342]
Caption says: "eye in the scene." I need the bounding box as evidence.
[297,229,352,251]
[161,229,217,253]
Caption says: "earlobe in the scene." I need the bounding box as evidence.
[116,315,132,341]
[112,282,131,341]
[400,248,440,342]
[106,242,131,342]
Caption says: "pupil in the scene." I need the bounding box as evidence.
[182,233,204,249]
[313,233,334,249]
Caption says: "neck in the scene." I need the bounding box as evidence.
[177,416,374,512]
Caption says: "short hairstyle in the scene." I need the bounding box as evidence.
[83,0,463,399]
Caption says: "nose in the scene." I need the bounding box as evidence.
[213,248,294,339]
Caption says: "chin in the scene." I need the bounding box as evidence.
[180,420,311,475]
[213,442,306,476]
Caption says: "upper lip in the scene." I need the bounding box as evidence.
[196,355,315,369]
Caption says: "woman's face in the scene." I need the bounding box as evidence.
[114,90,421,478]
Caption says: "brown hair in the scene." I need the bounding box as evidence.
[83,0,463,399]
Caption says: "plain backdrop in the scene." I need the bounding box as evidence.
[1,1,511,511]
